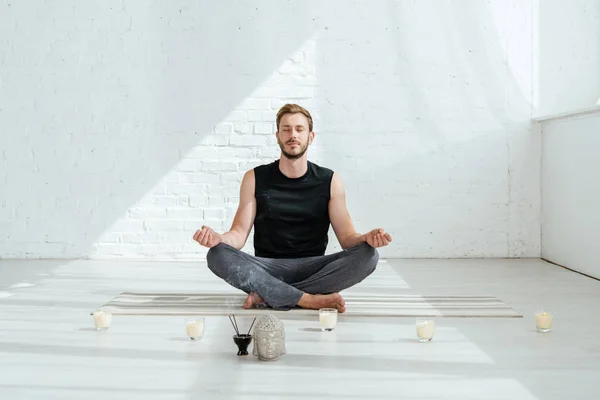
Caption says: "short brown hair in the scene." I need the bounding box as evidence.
[276,103,313,132]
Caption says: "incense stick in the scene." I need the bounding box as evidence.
[228,314,240,336]
[247,317,256,335]
[232,314,240,335]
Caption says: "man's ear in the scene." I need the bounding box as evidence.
[309,131,315,144]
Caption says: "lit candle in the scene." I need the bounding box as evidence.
[319,308,338,331]
[92,310,112,331]
[416,318,435,342]
[536,311,553,333]
[185,318,205,340]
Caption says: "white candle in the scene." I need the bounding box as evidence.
[185,318,205,340]
[536,311,553,332]
[92,310,112,330]
[319,309,338,331]
[416,319,435,342]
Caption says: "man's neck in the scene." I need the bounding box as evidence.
[278,154,308,178]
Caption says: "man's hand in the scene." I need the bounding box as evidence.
[193,225,223,248]
[365,228,392,248]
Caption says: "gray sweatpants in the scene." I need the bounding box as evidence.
[206,242,379,310]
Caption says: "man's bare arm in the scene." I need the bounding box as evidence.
[328,173,365,249]
[194,170,256,250]
[221,170,256,249]
[328,173,392,249]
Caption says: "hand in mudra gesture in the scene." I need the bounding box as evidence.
[366,228,392,248]
[193,225,223,248]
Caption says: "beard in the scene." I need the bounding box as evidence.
[278,139,309,160]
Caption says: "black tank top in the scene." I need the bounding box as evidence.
[253,160,334,258]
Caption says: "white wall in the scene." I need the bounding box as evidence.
[0,0,541,260]
[540,111,600,279]
[534,0,600,116]
[535,0,600,278]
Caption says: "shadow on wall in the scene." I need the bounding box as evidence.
[0,1,319,258]
[315,0,538,258]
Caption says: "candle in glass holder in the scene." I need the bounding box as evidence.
[319,308,338,331]
[185,318,205,340]
[92,310,112,331]
[416,318,435,342]
[535,310,553,333]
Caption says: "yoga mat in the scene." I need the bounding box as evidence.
[97,292,523,318]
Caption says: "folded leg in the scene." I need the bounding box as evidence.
[206,243,304,310]
[292,242,379,294]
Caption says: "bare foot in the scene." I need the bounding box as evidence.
[243,292,266,309]
[297,293,346,313]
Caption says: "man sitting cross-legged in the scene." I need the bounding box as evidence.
[193,103,392,312]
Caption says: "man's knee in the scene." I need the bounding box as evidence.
[206,243,228,276]
[353,242,379,275]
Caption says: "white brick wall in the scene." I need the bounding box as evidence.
[0,0,541,259]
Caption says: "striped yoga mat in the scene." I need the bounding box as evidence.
[98,292,522,318]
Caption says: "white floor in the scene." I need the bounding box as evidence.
[0,258,599,400]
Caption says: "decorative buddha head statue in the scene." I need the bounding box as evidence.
[252,314,286,361]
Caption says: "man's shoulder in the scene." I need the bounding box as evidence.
[252,160,277,174]
[249,160,279,185]
[308,161,334,180]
